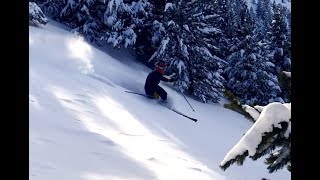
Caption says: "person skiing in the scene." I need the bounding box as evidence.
[144,60,176,101]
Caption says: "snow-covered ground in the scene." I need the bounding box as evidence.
[29,20,290,180]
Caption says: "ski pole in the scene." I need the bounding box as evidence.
[180,90,195,112]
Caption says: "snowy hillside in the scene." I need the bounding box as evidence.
[29,20,290,180]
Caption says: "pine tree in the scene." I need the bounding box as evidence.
[29,2,49,27]
[70,1,109,46]
[224,35,282,106]
[238,0,255,38]
[34,0,65,18]
[134,0,165,61]
[102,0,153,48]
[255,0,273,35]
[35,0,106,44]
[270,4,291,73]
[148,0,227,103]
[35,0,291,106]
[268,4,291,103]
[249,7,257,23]
[223,0,239,38]
[148,0,166,17]
[221,0,254,56]
[222,0,282,106]
[36,0,152,48]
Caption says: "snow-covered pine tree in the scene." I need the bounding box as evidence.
[134,1,165,59]
[35,0,107,45]
[58,0,93,28]
[34,0,65,18]
[223,0,282,106]
[220,102,291,173]
[284,7,291,32]
[255,0,273,35]
[270,4,291,102]
[149,19,166,54]
[223,0,239,38]
[271,0,277,13]
[69,1,108,45]
[147,0,166,16]
[224,34,283,106]
[221,0,253,39]
[102,0,152,48]
[270,4,291,73]
[220,0,255,57]
[36,0,152,48]
[29,2,49,27]
[186,0,229,103]
[237,0,255,38]
[249,6,257,24]
[148,0,227,103]
[148,1,192,93]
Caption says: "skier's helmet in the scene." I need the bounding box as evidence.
[155,60,167,74]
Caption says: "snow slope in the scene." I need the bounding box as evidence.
[29,21,290,180]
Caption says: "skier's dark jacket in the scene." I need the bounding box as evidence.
[144,70,174,98]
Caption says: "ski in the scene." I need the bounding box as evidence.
[125,90,198,122]
[162,105,198,122]
[124,91,155,98]
[172,108,197,122]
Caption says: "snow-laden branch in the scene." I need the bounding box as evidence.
[29,2,49,27]
[220,102,291,171]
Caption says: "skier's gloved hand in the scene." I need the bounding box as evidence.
[167,73,176,78]
[170,73,178,82]
[153,92,160,99]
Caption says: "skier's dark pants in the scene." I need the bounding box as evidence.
[145,85,167,100]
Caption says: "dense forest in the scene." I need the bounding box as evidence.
[31,0,291,106]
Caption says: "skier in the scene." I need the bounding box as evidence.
[144,60,176,102]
